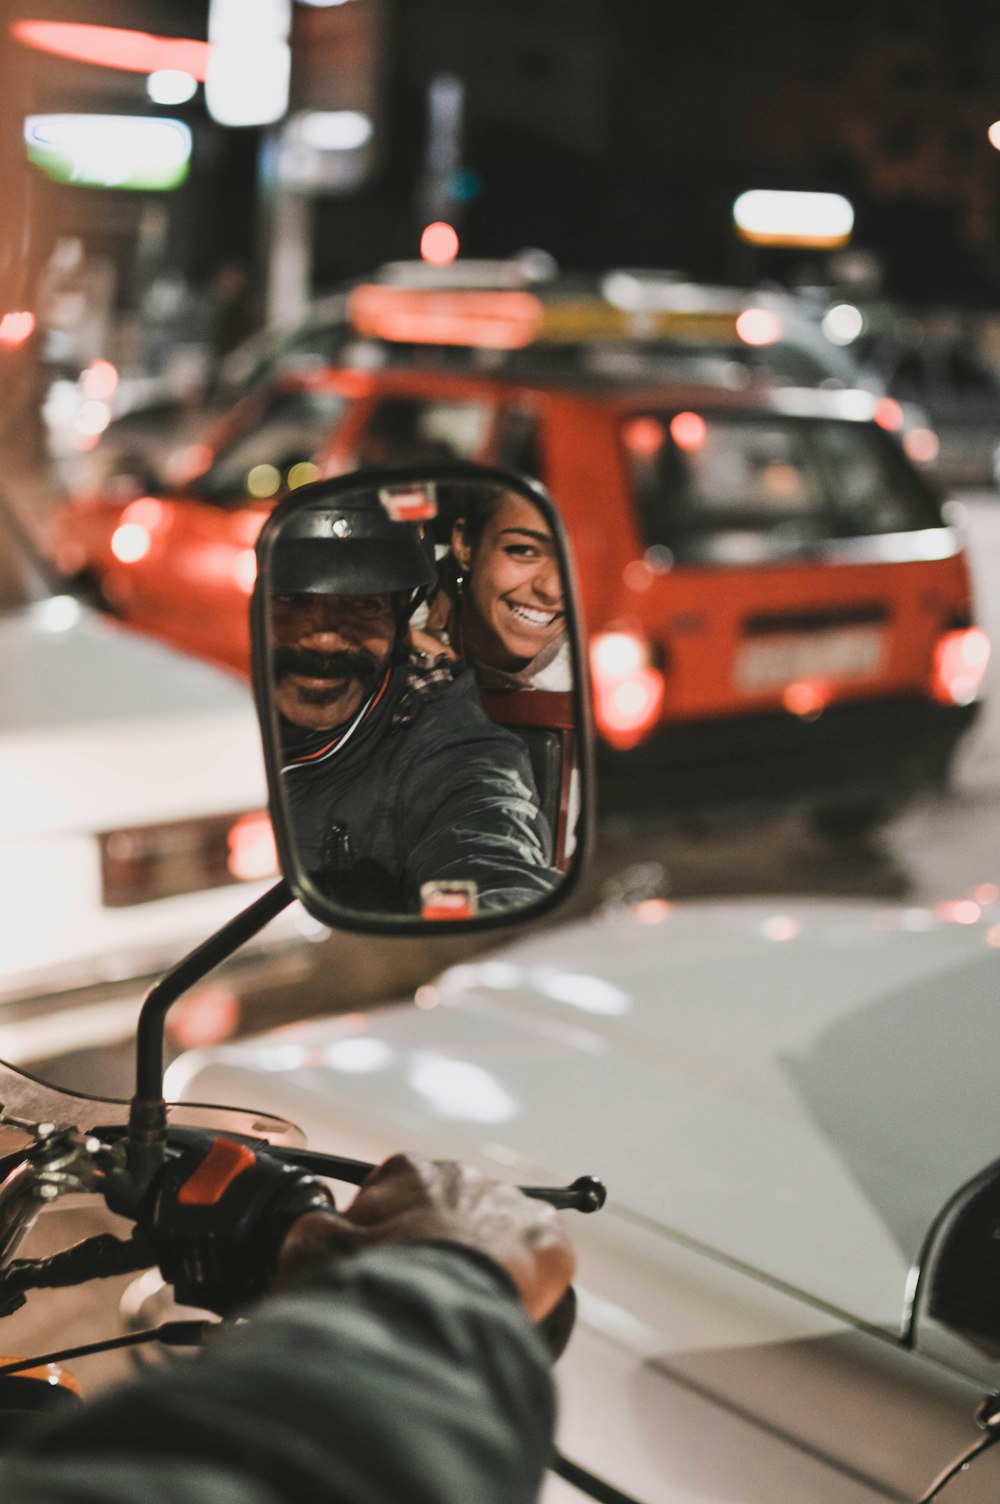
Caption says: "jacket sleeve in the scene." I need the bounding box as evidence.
[401,714,562,912]
[0,1243,556,1504]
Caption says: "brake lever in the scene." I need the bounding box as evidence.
[521,1176,606,1213]
[268,1148,607,1214]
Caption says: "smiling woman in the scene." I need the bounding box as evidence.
[424,488,571,691]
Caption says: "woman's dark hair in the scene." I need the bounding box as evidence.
[430,483,508,607]
[436,482,506,549]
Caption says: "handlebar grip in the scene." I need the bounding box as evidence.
[268,1149,607,1214]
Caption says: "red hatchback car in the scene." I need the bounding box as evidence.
[49,340,987,834]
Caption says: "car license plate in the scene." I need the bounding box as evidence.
[735,628,886,691]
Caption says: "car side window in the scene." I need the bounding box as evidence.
[623,410,941,564]
[813,421,941,534]
[623,411,828,564]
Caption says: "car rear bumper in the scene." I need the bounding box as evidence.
[597,694,979,817]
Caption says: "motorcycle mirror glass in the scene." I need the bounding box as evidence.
[251,465,591,933]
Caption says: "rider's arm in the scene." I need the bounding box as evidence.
[402,707,562,911]
[0,1156,572,1504]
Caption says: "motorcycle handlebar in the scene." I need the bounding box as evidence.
[0,1230,152,1297]
[266,1146,607,1214]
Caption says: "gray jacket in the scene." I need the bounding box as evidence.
[282,657,560,913]
[0,1243,556,1504]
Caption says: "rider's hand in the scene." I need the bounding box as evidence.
[276,1153,575,1322]
[408,626,458,661]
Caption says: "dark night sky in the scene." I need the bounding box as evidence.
[373,0,1000,306]
[7,0,1000,309]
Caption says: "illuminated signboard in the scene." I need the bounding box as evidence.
[24,115,192,191]
[733,190,854,248]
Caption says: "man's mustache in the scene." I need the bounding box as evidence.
[273,646,382,688]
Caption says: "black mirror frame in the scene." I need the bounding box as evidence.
[250,462,594,936]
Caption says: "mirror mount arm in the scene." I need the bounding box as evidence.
[126,879,295,1185]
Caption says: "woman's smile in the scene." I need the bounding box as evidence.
[502,598,562,632]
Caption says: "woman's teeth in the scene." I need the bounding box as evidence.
[506,601,557,627]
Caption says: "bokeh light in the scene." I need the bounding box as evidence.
[902,427,940,464]
[420,221,460,264]
[736,308,783,346]
[670,411,708,451]
[246,463,282,498]
[111,523,152,563]
[288,460,321,489]
[81,359,118,400]
[821,303,865,345]
[874,397,904,432]
[0,311,35,345]
[147,69,198,105]
[622,415,666,457]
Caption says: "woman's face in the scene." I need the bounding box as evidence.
[454,494,565,669]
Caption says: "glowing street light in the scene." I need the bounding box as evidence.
[205,0,292,128]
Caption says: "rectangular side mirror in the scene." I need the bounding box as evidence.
[251,463,592,933]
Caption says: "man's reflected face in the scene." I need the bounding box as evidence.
[272,592,396,731]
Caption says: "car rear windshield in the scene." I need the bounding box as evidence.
[623,410,944,565]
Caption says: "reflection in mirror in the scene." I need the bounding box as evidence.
[255,470,583,927]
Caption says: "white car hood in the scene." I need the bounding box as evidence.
[170,897,1000,1335]
[0,596,285,1002]
[0,598,264,834]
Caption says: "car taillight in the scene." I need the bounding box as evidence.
[590,630,665,749]
[931,627,990,706]
[902,426,940,465]
[100,810,276,907]
[227,812,278,881]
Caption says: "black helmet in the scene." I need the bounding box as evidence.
[270,483,438,598]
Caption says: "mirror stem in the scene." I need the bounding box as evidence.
[127,880,295,1175]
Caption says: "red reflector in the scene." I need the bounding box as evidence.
[379,487,438,522]
[932,627,990,706]
[420,881,479,920]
